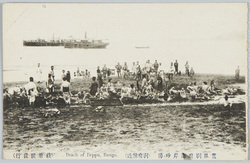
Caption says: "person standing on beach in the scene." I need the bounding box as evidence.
[122,62,128,79]
[174,60,178,75]
[90,77,98,96]
[156,76,163,91]
[24,77,37,106]
[185,61,190,76]
[97,67,103,88]
[49,66,55,82]
[136,65,142,80]
[153,60,159,74]
[145,60,152,74]
[102,64,108,79]
[66,71,71,83]
[97,66,101,77]
[115,63,122,78]
[61,70,66,80]
[132,62,137,78]
[36,63,42,83]
[190,67,195,77]
[235,66,240,81]
[141,75,147,92]
[168,64,174,81]
[107,68,111,80]
[61,77,71,104]
[47,74,54,94]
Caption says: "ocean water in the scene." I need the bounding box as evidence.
[3,40,244,83]
[3,46,181,82]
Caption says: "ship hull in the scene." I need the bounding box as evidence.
[23,41,64,46]
[64,42,109,49]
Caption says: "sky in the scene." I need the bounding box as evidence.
[2,3,248,76]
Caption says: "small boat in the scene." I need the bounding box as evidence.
[135,46,149,49]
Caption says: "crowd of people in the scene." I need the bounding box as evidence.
[3,60,243,108]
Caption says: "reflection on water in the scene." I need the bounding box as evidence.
[3,103,246,154]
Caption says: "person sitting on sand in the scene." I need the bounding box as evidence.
[167,87,178,101]
[193,82,199,92]
[120,84,129,99]
[189,89,197,100]
[158,70,165,80]
[148,78,155,89]
[187,83,197,100]
[61,77,71,104]
[145,83,154,96]
[82,90,91,104]
[89,77,98,96]
[24,77,38,106]
[187,82,194,92]
[107,81,116,93]
[3,88,11,107]
[107,83,118,99]
[223,95,232,108]
[201,82,210,94]
[8,85,22,96]
[107,78,112,89]
[156,76,163,92]
[99,84,109,99]
[128,84,137,99]
[149,70,156,80]
[180,88,187,99]
[208,81,218,95]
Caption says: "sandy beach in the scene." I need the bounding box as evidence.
[3,74,247,160]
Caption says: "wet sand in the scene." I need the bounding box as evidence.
[3,102,247,160]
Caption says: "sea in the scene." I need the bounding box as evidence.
[2,43,240,83]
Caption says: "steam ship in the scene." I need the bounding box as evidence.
[23,35,65,46]
[64,32,109,49]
